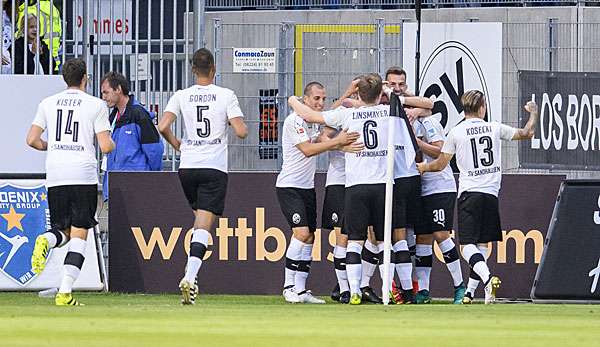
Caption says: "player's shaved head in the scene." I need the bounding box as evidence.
[62,58,87,87]
[357,73,382,104]
[462,90,486,116]
[192,48,215,78]
[303,82,325,97]
[303,82,326,112]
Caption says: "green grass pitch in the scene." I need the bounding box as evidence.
[0,293,598,347]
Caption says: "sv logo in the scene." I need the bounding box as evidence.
[419,41,492,131]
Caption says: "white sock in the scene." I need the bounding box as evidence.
[438,238,463,287]
[43,232,57,248]
[415,244,432,291]
[360,240,379,288]
[295,243,313,293]
[462,244,490,284]
[477,245,489,259]
[58,237,86,294]
[184,229,210,284]
[333,246,349,293]
[467,277,480,296]
[393,240,413,291]
[406,227,417,282]
[346,242,363,295]
[42,230,68,248]
[284,237,305,288]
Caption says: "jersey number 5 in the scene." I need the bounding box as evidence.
[196,105,211,138]
[363,120,378,150]
[470,136,494,168]
[56,109,79,142]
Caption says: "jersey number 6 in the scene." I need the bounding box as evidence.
[363,120,378,150]
[196,105,211,138]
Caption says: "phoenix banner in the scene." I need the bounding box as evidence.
[109,172,564,299]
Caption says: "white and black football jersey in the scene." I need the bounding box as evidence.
[32,89,111,188]
[442,118,516,197]
[275,113,319,189]
[415,117,456,196]
[322,104,415,187]
[164,84,244,172]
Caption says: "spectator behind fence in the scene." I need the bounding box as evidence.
[17,0,61,71]
[100,71,164,201]
[1,0,12,73]
[12,13,54,74]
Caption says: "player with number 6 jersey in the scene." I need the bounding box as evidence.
[27,58,115,306]
[159,48,248,305]
[417,90,539,304]
[289,74,434,305]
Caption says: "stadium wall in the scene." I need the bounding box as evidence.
[108,172,564,299]
[201,7,600,179]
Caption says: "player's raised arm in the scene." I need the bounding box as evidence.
[512,101,539,141]
[403,96,434,110]
[288,96,326,124]
[26,125,47,151]
[331,79,360,110]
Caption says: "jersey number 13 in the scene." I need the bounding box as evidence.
[470,136,494,168]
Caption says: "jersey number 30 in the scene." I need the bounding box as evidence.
[470,136,494,168]
[196,105,211,138]
[56,109,79,142]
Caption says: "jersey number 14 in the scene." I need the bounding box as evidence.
[55,109,79,142]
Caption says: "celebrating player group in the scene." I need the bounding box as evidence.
[26,48,538,306]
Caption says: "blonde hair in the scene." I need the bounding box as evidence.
[18,14,38,39]
[461,90,486,115]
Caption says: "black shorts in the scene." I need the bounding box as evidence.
[421,192,456,234]
[178,168,228,215]
[344,184,402,242]
[457,192,502,245]
[48,184,98,230]
[321,185,345,232]
[393,175,424,233]
[276,187,317,232]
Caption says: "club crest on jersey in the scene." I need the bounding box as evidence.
[296,128,305,135]
[0,184,50,286]
[292,213,301,225]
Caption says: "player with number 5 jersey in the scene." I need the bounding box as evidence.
[159,48,248,305]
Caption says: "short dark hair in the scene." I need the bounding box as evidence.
[357,73,382,104]
[191,48,215,77]
[303,81,324,96]
[385,66,406,81]
[461,90,486,115]
[101,71,130,95]
[62,58,87,87]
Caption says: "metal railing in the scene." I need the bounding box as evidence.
[205,0,600,10]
